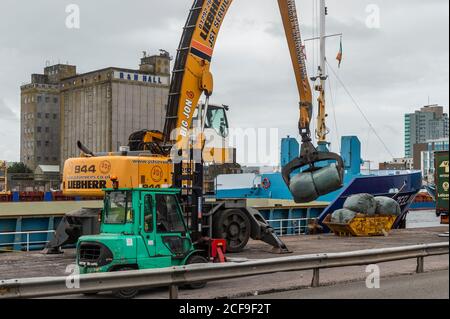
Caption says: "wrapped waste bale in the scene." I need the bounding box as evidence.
[289,172,317,203]
[374,196,401,216]
[343,193,377,216]
[289,164,343,203]
[331,209,357,224]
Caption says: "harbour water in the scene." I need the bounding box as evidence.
[406,210,445,229]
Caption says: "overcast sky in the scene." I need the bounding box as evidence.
[0,0,448,165]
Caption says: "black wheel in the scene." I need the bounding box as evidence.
[112,267,139,299]
[185,255,208,289]
[212,209,251,253]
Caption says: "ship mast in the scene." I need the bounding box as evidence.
[315,0,328,145]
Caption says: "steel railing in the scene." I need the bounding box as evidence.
[0,242,448,299]
[267,218,316,236]
[0,230,55,252]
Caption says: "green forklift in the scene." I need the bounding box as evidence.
[77,187,227,298]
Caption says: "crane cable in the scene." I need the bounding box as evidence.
[326,60,395,159]
[325,65,341,151]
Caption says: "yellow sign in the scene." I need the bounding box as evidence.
[439,161,449,174]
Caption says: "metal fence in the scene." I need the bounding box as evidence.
[0,242,448,299]
[0,230,55,252]
[267,218,316,236]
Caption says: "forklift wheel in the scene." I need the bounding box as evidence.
[185,255,208,289]
[112,267,139,299]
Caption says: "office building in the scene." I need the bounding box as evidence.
[404,105,449,158]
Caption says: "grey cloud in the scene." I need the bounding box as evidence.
[0,98,18,121]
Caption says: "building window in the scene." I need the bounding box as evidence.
[37,113,42,119]
[37,157,41,162]
[45,141,50,147]
[45,127,50,133]
[37,127,42,133]
[37,141,41,147]
[52,157,57,161]
[53,114,57,120]
[45,113,50,119]
[53,97,58,103]
[45,157,49,161]
[45,97,50,103]
[37,96,42,103]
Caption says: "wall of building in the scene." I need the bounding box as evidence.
[413,143,427,170]
[111,81,167,149]
[60,65,170,164]
[20,64,76,171]
[20,84,61,170]
[61,72,113,162]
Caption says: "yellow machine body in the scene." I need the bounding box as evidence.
[63,155,172,197]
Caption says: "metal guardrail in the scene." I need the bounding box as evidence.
[0,242,448,299]
[0,230,55,252]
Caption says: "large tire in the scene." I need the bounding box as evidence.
[112,267,139,299]
[212,209,250,253]
[185,255,208,289]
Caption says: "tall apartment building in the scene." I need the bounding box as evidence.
[60,51,171,165]
[20,64,77,170]
[404,105,449,158]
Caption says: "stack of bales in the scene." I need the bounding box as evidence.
[331,193,401,224]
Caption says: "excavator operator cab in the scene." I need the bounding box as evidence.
[193,104,230,139]
[204,105,229,139]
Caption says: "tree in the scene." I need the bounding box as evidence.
[7,162,33,174]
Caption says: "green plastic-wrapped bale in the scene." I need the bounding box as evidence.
[289,172,318,203]
[312,163,343,196]
[343,193,377,215]
[289,164,343,203]
[331,209,357,224]
[374,196,401,216]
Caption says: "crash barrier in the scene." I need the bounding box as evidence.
[0,242,448,299]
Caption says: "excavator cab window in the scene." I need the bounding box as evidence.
[205,106,229,138]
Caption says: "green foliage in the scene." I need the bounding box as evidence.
[7,162,33,174]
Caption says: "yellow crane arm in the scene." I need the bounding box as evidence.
[163,0,233,153]
[164,0,313,151]
[277,0,313,137]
